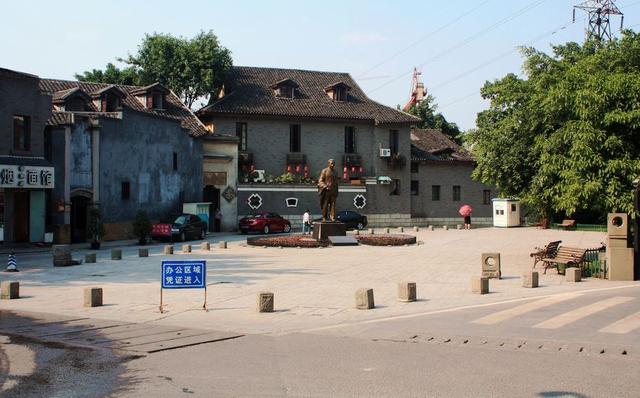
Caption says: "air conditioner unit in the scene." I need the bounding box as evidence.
[379,148,391,157]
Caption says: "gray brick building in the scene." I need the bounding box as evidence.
[197,66,493,228]
[40,80,206,242]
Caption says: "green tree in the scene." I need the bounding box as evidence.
[76,31,232,108]
[469,32,640,219]
[406,95,463,143]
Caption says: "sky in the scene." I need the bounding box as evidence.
[2,0,640,130]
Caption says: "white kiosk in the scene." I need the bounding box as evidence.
[492,198,521,227]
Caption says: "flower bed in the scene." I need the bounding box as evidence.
[355,234,417,246]
[247,234,330,248]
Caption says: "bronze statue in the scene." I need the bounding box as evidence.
[318,159,339,221]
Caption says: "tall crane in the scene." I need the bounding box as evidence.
[573,0,624,41]
[402,68,426,112]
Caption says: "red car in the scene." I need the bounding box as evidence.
[239,212,292,234]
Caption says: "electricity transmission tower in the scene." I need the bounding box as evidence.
[573,0,624,41]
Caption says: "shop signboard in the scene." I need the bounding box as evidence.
[0,165,54,189]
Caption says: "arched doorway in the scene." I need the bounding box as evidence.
[203,185,220,232]
[70,189,92,243]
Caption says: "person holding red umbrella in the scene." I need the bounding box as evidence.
[459,205,473,230]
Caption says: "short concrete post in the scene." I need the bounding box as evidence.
[85,253,97,263]
[201,242,210,251]
[522,271,539,288]
[84,287,103,307]
[443,225,449,231]
[414,226,419,232]
[398,282,417,302]
[1,281,19,300]
[398,227,404,233]
[368,229,374,235]
[139,248,149,258]
[164,245,174,255]
[384,227,390,234]
[356,288,375,309]
[456,224,462,230]
[111,249,122,260]
[257,292,274,313]
[428,225,434,231]
[566,267,581,282]
[219,241,227,249]
[182,244,191,253]
[52,244,73,267]
[471,277,489,294]
[355,229,360,235]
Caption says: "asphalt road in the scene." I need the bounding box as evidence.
[2,285,639,397]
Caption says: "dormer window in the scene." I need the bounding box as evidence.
[131,83,170,110]
[52,88,91,112]
[92,85,126,112]
[324,82,351,102]
[269,79,299,99]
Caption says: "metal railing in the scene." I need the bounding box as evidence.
[582,245,607,278]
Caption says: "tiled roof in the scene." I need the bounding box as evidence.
[39,79,208,137]
[46,111,74,126]
[198,66,420,125]
[410,128,473,162]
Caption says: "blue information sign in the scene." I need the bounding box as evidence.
[161,260,206,289]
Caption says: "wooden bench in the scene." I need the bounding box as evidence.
[558,219,576,230]
[540,246,587,274]
[530,240,561,269]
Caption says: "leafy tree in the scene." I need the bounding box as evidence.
[76,31,232,108]
[469,32,640,219]
[406,95,463,143]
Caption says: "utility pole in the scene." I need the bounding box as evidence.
[573,0,624,41]
[634,178,640,280]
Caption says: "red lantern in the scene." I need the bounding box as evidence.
[343,172,348,180]
[359,166,363,173]
[351,166,356,173]
[296,164,301,173]
[343,166,347,173]
[287,164,292,173]
[251,164,256,172]
[304,164,309,172]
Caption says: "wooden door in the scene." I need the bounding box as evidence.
[13,191,30,242]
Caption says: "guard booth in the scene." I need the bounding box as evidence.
[492,198,521,227]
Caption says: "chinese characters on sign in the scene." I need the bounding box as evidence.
[0,165,54,188]
[161,260,206,289]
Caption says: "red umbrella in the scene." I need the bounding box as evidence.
[459,205,473,217]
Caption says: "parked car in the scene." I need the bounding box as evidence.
[312,211,368,230]
[151,214,207,242]
[239,212,292,234]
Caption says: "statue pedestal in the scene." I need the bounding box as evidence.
[313,222,346,241]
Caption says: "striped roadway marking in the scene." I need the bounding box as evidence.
[533,296,635,330]
[599,310,640,334]
[471,293,581,325]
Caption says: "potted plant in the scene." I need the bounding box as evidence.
[87,206,106,249]
[132,211,153,245]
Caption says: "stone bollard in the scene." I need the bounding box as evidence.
[443,225,449,231]
[201,242,210,251]
[481,253,501,279]
[414,226,419,232]
[384,227,390,234]
[471,276,489,294]
[355,229,360,236]
[523,271,539,288]
[182,244,191,253]
[257,292,274,313]
[1,281,19,300]
[428,225,434,231]
[52,244,73,267]
[398,227,404,233]
[139,248,149,258]
[566,267,581,282]
[457,224,462,230]
[368,229,374,235]
[398,282,417,302]
[85,253,97,263]
[111,249,122,260]
[219,241,227,249]
[164,245,174,255]
[84,287,103,307]
[356,288,375,309]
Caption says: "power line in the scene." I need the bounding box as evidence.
[366,0,549,95]
[356,0,492,79]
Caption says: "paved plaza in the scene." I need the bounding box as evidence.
[0,227,627,335]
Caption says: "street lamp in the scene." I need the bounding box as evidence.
[633,178,640,280]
